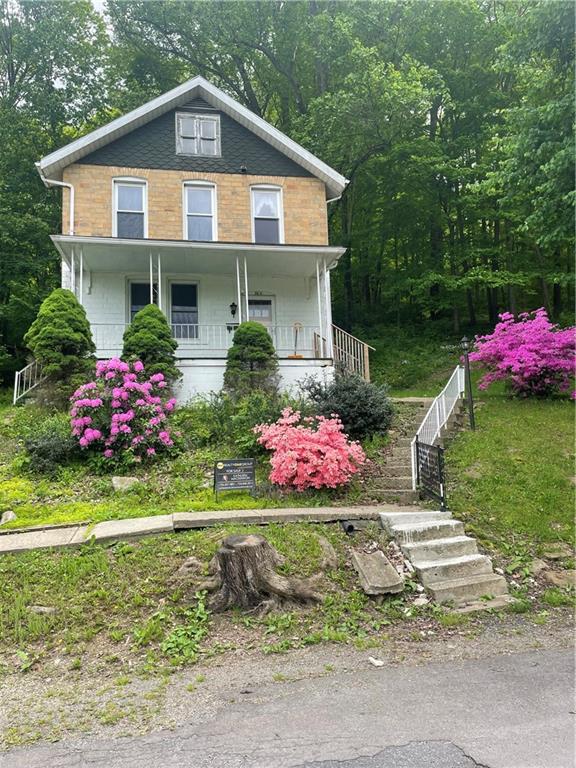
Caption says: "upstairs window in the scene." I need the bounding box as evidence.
[114,180,146,239]
[252,186,283,244]
[184,183,216,241]
[176,113,220,156]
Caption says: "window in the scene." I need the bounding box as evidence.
[249,299,273,329]
[176,113,220,156]
[252,187,283,244]
[130,282,157,320]
[114,180,146,238]
[184,183,216,241]
[171,283,198,339]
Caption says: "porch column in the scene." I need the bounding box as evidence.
[315,259,324,355]
[243,256,249,322]
[149,251,154,304]
[71,247,76,297]
[323,259,333,357]
[79,248,84,305]
[236,256,243,323]
[156,253,162,311]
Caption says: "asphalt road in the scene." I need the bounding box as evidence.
[2,649,574,768]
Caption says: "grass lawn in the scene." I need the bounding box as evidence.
[446,390,574,549]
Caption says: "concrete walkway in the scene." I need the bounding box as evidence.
[0,505,409,555]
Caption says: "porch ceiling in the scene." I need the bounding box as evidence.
[51,235,345,278]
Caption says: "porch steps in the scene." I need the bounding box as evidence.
[381,508,510,607]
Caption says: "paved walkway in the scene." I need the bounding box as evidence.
[0,505,419,555]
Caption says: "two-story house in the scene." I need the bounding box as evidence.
[21,76,371,402]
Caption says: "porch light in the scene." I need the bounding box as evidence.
[229,302,237,318]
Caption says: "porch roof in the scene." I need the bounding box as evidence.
[51,235,345,278]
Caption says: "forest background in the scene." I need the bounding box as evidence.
[0,0,573,381]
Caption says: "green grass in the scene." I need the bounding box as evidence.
[446,392,574,547]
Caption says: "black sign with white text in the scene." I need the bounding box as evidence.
[214,459,256,496]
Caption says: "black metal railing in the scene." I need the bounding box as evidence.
[415,438,447,510]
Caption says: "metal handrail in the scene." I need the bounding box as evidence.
[410,365,465,490]
[13,360,44,405]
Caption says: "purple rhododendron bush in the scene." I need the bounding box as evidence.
[70,358,178,466]
[254,407,366,491]
[470,309,575,397]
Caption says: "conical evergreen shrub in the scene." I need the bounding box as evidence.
[122,304,180,383]
[223,321,279,397]
[24,288,96,407]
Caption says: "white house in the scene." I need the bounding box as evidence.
[15,76,371,403]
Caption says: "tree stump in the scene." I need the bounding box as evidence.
[200,533,323,613]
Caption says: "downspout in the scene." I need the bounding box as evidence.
[325,194,342,205]
[35,162,75,236]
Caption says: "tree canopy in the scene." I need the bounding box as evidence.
[0,0,573,382]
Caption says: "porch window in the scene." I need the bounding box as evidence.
[171,283,198,339]
[130,282,157,320]
[184,183,216,241]
[176,113,220,157]
[114,180,146,239]
[248,299,273,329]
[251,187,283,244]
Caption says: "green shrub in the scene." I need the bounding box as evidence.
[122,304,180,384]
[23,288,95,407]
[24,412,78,475]
[300,373,393,440]
[223,322,279,398]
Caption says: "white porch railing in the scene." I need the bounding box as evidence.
[332,325,375,381]
[13,360,44,404]
[410,365,466,490]
[90,323,328,359]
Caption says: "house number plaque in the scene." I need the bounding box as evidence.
[214,459,256,499]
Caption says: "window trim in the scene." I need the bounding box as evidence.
[250,185,284,245]
[112,177,148,239]
[182,181,217,242]
[175,112,221,157]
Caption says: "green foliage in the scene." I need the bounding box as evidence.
[541,588,574,608]
[23,412,78,475]
[122,304,180,383]
[160,592,210,663]
[223,322,279,398]
[300,373,393,440]
[23,289,95,405]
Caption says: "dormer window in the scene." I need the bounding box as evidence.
[176,113,220,157]
[113,179,146,238]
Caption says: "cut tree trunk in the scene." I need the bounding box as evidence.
[199,533,323,614]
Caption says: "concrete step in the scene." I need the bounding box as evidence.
[415,553,493,586]
[369,489,420,505]
[374,475,414,490]
[391,519,465,543]
[401,535,478,564]
[381,464,413,475]
[427,573,509,605]
[380,510,451,531]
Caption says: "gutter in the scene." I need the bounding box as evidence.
[35,162,74,236]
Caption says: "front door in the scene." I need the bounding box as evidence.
[248,298,273,330]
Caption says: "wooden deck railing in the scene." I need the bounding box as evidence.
[331,325,375,381]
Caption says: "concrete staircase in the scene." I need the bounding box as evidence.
[380,507,510,607]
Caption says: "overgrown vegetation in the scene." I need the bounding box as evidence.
[122,304,180,384]
[301,373,393,440]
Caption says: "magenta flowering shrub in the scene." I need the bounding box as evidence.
[254,407,366,491]
[469,309,575,397]
[70,358,178,464]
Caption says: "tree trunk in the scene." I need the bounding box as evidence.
[201,534,323,613]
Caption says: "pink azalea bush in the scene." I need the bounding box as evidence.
[70,358,178,465]
[469,309,575,397]
[254,407,366,491]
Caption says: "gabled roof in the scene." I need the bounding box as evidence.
[37,76,348,199]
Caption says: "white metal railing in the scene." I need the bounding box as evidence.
[13,360,44,404]
[332,324,375,381]
[90,323,325,359]
[410,365,466,490]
